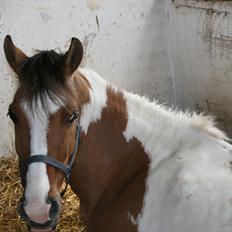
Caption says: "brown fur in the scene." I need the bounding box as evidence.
[5,36,149,232]
[9,89,31,160]
[9,72,149,232]
[70,87,149,232]
[46,71,90,198]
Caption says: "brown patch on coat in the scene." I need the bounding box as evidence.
[70,87,149,232]
[46,71,90,198]
[8,39,149,231]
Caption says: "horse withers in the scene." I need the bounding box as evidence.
[4,35,232,232]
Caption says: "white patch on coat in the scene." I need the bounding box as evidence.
[74,69,232,231]
[21,98,62,218]
[123,91,232,232]
[78,68,107,134]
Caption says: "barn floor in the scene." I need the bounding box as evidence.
[0,157,86,232]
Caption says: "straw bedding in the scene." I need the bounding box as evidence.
[0,157,86,232]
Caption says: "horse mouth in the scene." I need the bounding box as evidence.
[18,197,61,231]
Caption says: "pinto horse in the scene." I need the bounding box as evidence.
[4,35,232,232]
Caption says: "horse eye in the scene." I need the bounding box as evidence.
[7,110,18,123]
[67,112,78,124]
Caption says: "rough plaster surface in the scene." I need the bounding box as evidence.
[0,0,173,156]
[1,0,232,156]
[170,0,232,135]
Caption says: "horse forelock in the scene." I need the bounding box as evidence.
[18,50,69,113]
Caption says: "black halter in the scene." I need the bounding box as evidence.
[19,112,81,197]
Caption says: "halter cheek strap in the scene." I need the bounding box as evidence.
[19,119,81,197]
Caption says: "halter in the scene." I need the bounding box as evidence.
[19,112,81,197]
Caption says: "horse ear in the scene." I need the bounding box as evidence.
[4,35,28,75]
[64,37,83,76]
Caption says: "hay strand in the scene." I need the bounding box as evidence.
[0,157,85,231]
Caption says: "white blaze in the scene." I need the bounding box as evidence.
[21,99,61,216]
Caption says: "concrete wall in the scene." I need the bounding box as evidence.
[169,0,232,136]
[1,0,232,156]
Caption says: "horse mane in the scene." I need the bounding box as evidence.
[123,91,228,141]
[19,50,69,112]
[79,68,228,141]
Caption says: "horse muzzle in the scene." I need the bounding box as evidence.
[18,197,61,231]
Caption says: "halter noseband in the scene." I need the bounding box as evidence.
[19,112,81,197]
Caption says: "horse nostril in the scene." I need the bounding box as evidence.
[47,198,60,221]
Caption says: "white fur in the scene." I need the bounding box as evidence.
[78,68,107,134]
[20,67,231,230]
[123,91,232,232]
[21,98,61,217]
[77,70,232,231]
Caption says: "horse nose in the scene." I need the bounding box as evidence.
[19,197,60,230]
[24,198,51,223]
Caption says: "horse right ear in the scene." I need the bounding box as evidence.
[4,35,28,75]
[64,37,83,76]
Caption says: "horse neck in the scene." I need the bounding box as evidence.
[67,68,229,228]
[70,69,149,219]
[123,92,185,168]
[69,69,225,221]
[123,91,228,168]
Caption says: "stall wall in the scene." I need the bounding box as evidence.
[169,0,232,136]
[1,0,232,156]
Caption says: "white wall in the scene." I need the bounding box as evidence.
[0,0,173,156]
[169,0,232,135]
[1,0,232,156]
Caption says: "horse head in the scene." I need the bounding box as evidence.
[4,35,88,231]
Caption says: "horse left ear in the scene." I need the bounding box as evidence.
[3,35,28,75]
[64,37,83,76]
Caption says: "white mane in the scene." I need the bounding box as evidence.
[78,68,228,149]
[123,91,227,141]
